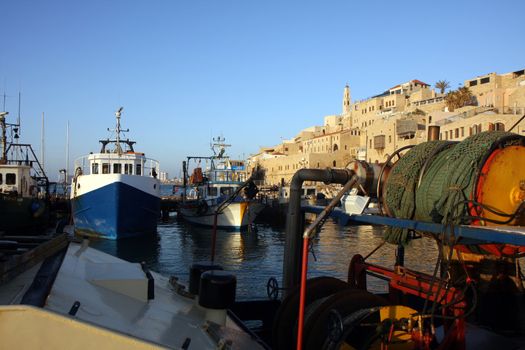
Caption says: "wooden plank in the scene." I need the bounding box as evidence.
[0,234,69,285]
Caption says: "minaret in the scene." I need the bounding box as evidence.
[342,84,351,115]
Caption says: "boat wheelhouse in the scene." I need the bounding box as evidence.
[71,108,160,240]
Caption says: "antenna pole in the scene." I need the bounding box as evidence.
[17,92,21,130]
[115,107,123,155]
[0,111,7,163]
[66,121,69,181]
[41,112,45,172]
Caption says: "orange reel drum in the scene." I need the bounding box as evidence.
[465,145,525,256]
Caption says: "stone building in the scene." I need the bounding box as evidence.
[248,68,525,186]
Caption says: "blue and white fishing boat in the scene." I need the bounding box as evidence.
[71,107,160,239]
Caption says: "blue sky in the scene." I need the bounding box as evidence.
[1,0,524,179]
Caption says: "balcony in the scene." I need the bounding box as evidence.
[396,120,425,138]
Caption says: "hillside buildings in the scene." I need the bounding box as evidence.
[247,68,525,186]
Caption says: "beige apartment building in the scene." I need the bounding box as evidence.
[248,68,525,186]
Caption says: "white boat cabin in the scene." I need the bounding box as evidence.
[75,152,159,178]
[192,167,248,201]
[0,164,37,197]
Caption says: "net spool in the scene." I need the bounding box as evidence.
[382,140,455,244]
[383,131,525,256]
[345,160,383,197]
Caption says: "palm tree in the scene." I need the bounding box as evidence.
[435,80,450,94]
[445,86,473,111]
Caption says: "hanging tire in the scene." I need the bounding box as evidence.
[303,289,388,350]
[271,276,352,350]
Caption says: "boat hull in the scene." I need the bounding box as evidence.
[72,180,160,240]
[0,195,49,233]
[179,201,264,229]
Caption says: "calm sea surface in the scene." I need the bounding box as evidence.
[90,213,439,301]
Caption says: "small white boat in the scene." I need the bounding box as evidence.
[178,137,264,229]
[71,108,160,239]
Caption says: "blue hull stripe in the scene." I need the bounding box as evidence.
[72,182,160,240]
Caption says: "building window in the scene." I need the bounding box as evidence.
[369,139,372,148]
[389,135,392,143]
[480,77,490,84]
[333,160,337,167]
[0,173,2,185]
[461,127,464,137]
[92,163,99,174]
[495,122,505,131]
[136,164,142,176]
[6,173,16,185]
[455,128,459,138]
[471,124,482,135]
[102,163,110,174]
[469,80,478,87]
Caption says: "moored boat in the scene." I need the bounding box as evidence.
[0,111,49,233]
[70,108,160,239]
[178,136,263,229]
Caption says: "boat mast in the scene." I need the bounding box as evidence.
[115,107,123,155]
[0,111,7,164]
[41,112,45,171]
[17,92,21,136]
[66,121,69,180]
[108,107,129,155]
[211,135,231,158]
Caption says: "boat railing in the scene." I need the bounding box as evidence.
[73,154,160,178]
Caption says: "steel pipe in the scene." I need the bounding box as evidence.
[283,168,355,296]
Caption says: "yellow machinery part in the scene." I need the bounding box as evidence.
[340,305,417,350]
[476,146,525,226]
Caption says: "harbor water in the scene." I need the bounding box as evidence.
[90,187,439,300]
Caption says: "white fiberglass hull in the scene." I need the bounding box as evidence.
[179,201,264,228]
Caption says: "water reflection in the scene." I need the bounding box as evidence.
[90,233,162,267]
[91,216,439,300]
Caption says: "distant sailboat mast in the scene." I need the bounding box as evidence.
[17,92,21,136]
[66,121,69,181]
[41,112,45,171]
